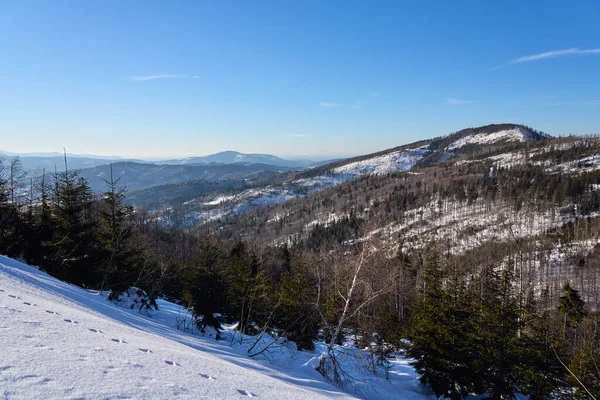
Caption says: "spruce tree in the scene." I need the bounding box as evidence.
[515,288,566,399]
[273,253,319,350]
[408,251,475,399]
[473,266,521,398]
[48,163,97,286]
[558,282,587,339]
[98,164,138,297]
[188,236,227,335]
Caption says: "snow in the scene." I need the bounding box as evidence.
[0,256,351,400]
[0,255,438,399]
[553,154,600,174]
[333,147,429,177]
[447,128,529,151]
[203,194,237,206]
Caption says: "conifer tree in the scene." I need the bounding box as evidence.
[408,251,475,399]
[47,158,97,286]
[224,241,267,334]
[558,282,587,339]
[516,286,567,399]
[98,164,139,297]
[473,266,521,398]
[187,236,227,335]
[273,253,319,350]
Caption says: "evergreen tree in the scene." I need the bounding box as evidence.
[98,165,139,297]
[516,286,567,399]
[473,266,521,398]
[187,236,227,335]
[273,253,320,350]
[558,282,587,339]
[408,251,476,399]
[47,165,98,286]
[224,241,268,334]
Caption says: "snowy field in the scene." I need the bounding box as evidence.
[0,256,433,400]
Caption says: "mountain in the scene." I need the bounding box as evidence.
[4,155,142,172]
[76,161,298,193]
[156,151,313,168]
[143,124,551,226]
[2,151,315,174]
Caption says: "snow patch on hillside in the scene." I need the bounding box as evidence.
[447,128,529,151]
[333,147,429,176]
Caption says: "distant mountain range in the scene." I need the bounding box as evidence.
[76,161,298,193]
[1,150,321,173]
[154,151,314,168]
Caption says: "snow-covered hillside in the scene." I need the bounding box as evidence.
[144,124,552,228]
[187,147,430,224]
[446,127,539,151]
[0,256,434,399]
[333,147,428,176]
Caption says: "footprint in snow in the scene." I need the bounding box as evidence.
[164,360,180,367]
[123,360,144,369]
[64,319,78,324]
[111,338,127,344]
[23,302,32,306]
[8,294,17,298]
[88,328,103,334]
[200,374,216,381]
[0,365,13,372]
[15,374,39,381]
[138,348,153,353]
[45,310,58,315]
[237,389,257,397]
[1,306,21,313]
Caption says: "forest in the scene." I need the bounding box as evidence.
[1,145,599,399]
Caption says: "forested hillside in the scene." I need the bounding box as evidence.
[2,125,600,398]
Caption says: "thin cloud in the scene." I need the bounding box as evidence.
[516,102,562,108]
[491,48,600,70]
[349,92,379,109]
[349,99,369,109]
[446,98,476,105]
[129,74,189,81]
[319,102,339,107]
[286,134,315,138]
[514,48,600,63]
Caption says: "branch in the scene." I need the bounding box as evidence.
[552,344,597,400]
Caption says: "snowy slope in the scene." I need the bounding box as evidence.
[446,127,533,151]
[333,147,429,176]
[0,256,352,400]
[190,147,430,224]
[0,256,436,400]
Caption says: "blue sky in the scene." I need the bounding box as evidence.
[1,0,599,159]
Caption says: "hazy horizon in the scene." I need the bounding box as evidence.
[0,148,354,162]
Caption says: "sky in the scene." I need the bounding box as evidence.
[0,0,599,159]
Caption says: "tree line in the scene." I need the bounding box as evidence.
[1,154,599,398]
